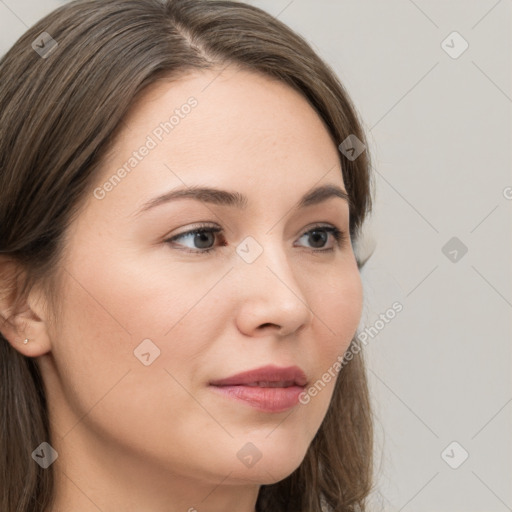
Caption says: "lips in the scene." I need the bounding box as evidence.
[209,364,308,413]
[209,364,308,387]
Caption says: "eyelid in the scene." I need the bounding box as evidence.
[165,222,222,242]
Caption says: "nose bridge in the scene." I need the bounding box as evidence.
[234,231,312,334]
[237,232,297,292]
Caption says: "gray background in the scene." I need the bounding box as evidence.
[1,1,510,510]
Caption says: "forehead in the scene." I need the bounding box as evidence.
[107,66,337,161]
[91,66,345,215]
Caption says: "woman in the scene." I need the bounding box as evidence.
[0,0,374,510]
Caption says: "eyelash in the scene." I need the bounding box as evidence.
[164,223,347,255]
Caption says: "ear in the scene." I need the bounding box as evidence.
[353,216,377,270]
[0,256,52,357]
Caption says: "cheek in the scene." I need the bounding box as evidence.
[295,263,363,420]
[52,245,220,395]
[48,272,136,429]
[314,263,363,356]
[48,260,215,452]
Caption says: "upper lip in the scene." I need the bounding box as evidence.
[209,364,308,387]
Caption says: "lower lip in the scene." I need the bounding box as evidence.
[210,385,304,413]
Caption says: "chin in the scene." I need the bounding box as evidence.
[226,438,310,485]
[228,458,305,486]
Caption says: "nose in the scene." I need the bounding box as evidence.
[234,239,314,338]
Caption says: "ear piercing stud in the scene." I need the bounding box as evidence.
[23,338,29,344]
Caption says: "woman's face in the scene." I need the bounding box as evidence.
[38,66,363,497]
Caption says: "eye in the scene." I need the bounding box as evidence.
[164,223,347,254]
[295,225,347,252]
[165,224,224,254]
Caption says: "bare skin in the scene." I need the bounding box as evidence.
[4,66,363,512]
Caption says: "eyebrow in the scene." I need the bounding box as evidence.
[134,183,351,217]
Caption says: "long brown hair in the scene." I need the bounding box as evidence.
[0,1,374,510]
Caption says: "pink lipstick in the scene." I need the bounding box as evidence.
[209,364,307,413]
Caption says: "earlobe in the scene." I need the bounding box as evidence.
[0,259,53,357]
[0,301,53,357]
